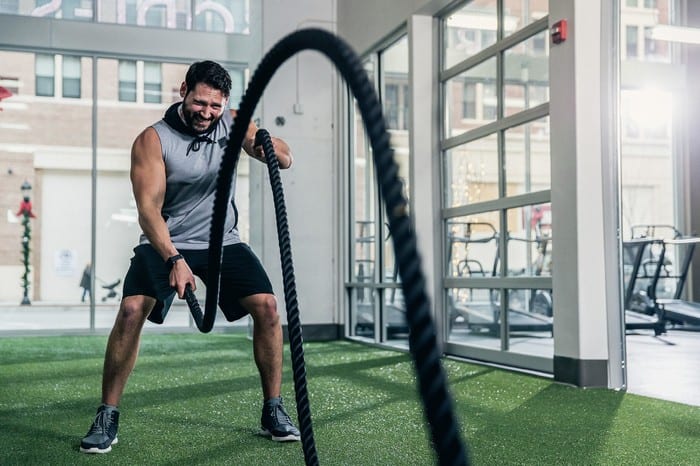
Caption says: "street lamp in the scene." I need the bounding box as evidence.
[17,180,35,305]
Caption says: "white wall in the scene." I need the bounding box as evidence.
[252,0,339,325]
[337,0,452,54]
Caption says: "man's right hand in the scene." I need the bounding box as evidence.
[169,259,196,299]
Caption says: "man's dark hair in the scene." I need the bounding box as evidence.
[184,60,232,97]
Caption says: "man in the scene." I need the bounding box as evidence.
[80,61,299,454]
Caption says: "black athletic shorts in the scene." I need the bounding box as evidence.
[122,243,274,324]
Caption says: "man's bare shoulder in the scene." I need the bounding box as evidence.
[132,126,162,155]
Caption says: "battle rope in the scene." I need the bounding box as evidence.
[256,128,318,465]
[187,27,468,466]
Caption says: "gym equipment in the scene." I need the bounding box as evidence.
[644,237,700,326]
[185,28,469,466]
[447,221,553,336]
[623,225,700,332]
[622,238,667,335]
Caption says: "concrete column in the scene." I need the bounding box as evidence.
[408,14,442,337]
[549,0,624,387]
[251,0,339,338]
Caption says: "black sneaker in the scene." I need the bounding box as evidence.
[80,405,119,454]
[259,397,300,442]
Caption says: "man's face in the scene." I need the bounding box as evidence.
[180,82,228,133]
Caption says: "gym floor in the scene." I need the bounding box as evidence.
[0,303,698,407]
[626,328,700,406]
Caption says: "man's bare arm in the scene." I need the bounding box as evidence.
[231,109,293,169]
[131,127,195,296]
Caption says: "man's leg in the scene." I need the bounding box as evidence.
[240,293,300,442]
[102,295,156,405]
[239,293,283,399]
[81,295,155,454]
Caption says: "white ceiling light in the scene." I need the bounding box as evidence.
[651,25,700,45]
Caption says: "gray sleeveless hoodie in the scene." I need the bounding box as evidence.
[139,102,240,249]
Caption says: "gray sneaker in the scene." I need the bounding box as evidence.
[80,405,119,454]
[259,397,300,442]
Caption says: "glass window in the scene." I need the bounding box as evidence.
[503,0,549,37]
[446,213,500,278]
[351,95,376,287]
[0,0,19,14]
[143,62,161,104]
[35,54,55,97]
[505,204,552,277]
[444,135,499,208]
[62,56,82,99]
[626,25,638,58]
[347,36,410,346]
[504,117,551,196]
[98,0,191,31]
[445,57,497,138]
[0,50,93,312]
[626,0,637,6]
[441,4,551,365]
[462,82,476,119]
[447,286,503,346]
[504,31,549,117]
[118,60,137,102]
[194,0,250,34]
[444,0,498,69]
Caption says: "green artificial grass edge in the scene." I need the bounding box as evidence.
[0,333,698,465]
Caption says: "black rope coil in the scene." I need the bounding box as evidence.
[255,128,318,465]
[186,27,468,466]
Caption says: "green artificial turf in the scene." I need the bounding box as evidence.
[0,332,698,465]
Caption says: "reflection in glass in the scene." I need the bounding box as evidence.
[384,288,408,342]
[444,134,499,208]
[620,0,679,236]
[443,0,498,69]
[62,56,82,98]
[351,288,376,339]
[447,287,502,346]
[194,0,250,34]
[503,0,549,37]
[505,204,552,277]
[446,213,500,278]
[143,62,162,104]
[504,31,549,117]
[448,287,553,354]
[445,57,497,138]
[118,60,137,102]
[381,36,410,285]
[98,0,191,31]
[352,97,376,286]
[622,0,676,63]
[35,54,55,97]
[0,51,94,309]
[504,116,550,196]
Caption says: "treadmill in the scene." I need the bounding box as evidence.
[647,236,700,327]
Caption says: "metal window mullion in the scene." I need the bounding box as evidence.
[374,51,384,342]
[496,3,509,349]
[442,102,549,150]
[444,276,552,289]
[443,189,551,219]
[90,55,97,331]
[345,282,401,289]
[348,88,357,289]
[440,16,549,81]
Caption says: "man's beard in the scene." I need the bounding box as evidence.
[182,106,220,134]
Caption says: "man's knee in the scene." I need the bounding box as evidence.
[115,297,151,331]
[249,294,280,326]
